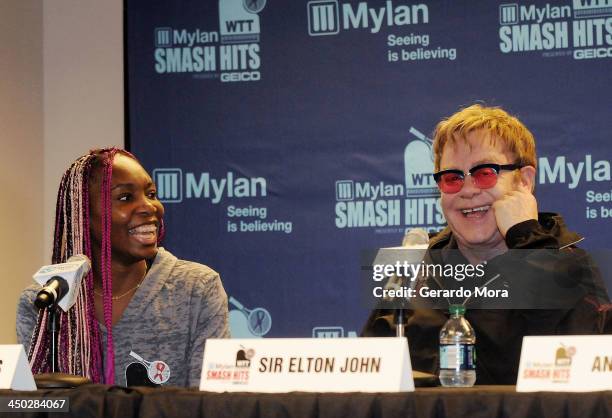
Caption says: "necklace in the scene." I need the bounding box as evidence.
[93,260,151,301]
[94,276,146,300]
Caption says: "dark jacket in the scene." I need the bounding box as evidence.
[362,213,612,385]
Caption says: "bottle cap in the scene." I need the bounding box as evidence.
[449,304,465,315]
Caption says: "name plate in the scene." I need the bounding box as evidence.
[517,335,612,392]
[0,345,36,391]
[200,337,414,392]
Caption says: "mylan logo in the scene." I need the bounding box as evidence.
[155,27,173,47]
[308,0,340,36]
[335,180,354,201]
[153,168,182,203]
[499,4,519,25]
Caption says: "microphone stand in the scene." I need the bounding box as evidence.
[394,309,406,337]
[33,304,91,389]
[48,305,58,373]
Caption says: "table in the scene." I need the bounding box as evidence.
[0,385,610,418]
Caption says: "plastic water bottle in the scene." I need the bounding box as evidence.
[439,304,476,387]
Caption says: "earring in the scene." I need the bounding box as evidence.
[157,218,166,245]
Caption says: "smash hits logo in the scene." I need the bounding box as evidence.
[334,127,445,233]
[153,0,265,82]
[522,344,575,382]
[205,347,254,384]
[498,1,612,59]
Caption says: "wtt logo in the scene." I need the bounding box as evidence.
[573,0,612,18]
[334,126,437,202]
[404,127,438,198]
[220,0,264,43]
[312,326,357,338]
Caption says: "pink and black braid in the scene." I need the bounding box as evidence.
[27,148,137,384]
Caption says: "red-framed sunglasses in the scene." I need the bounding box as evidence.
[433,163,523,194]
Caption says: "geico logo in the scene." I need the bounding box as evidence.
[574,47,612,59]
[221,71,261,82]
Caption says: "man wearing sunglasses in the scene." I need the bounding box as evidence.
[432,105,539,264]
[363,104,611,384]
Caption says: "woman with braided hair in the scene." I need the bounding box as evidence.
[17,148,230,387]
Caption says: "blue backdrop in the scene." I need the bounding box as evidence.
[126,0,612,338]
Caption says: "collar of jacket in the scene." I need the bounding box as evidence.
[428,212,583,250]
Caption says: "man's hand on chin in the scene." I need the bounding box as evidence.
[492,184,539,237]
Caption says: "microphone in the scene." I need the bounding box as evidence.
[383,228,431,295]
[33,255,92,311]
[392,228,429,337]
[34,277,69,310]
[402,227,430,248]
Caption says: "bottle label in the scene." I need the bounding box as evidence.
[439,343,476,370]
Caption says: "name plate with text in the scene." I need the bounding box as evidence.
[200,337,414,392]
[517,335,612,392]
[0,345,36,391]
